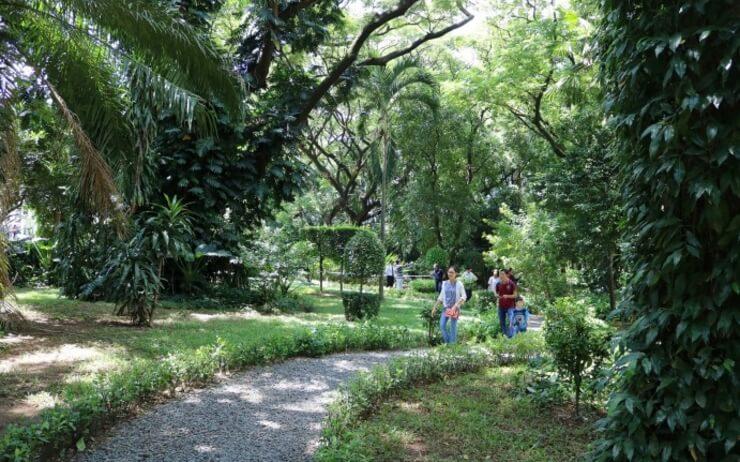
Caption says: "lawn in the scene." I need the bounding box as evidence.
[0,285,438,432]
[319,365,595,462]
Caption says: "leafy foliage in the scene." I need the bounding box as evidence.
[344,229,384,294]
[592,0,740,460]
[422,245,449,271]
[544,297,611,417]
[341,293,381,321]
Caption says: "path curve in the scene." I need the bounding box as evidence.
[74,350,417,462]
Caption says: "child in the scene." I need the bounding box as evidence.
[510,296,529,336]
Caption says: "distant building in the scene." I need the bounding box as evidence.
[1,208,37,241]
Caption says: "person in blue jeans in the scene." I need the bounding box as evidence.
[431,266,467,344]
[495,269,518,338]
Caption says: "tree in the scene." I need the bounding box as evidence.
[544,297,611,417]
[593,1,739,460]
[344,229,384,295]
[361,58,437,258]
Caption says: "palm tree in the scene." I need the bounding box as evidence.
[0,0,241,329]
[361,58,438,297]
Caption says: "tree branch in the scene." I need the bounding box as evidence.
[357,6,474,67]
[296,0,423,125]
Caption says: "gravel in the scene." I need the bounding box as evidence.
[74,350,416,462]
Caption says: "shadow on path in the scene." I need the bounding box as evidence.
[75,351,415,462]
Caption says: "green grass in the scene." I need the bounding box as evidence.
[1,286,442,432]
[320,365,594,462]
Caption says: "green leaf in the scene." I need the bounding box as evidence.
[76,438,86,452]
[707,124,718,141]
[668,34,682,51]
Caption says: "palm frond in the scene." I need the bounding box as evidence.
[58,0,242,115]
[46,81,126,231]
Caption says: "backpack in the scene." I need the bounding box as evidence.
[511,308,528,334]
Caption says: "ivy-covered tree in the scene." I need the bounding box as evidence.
[593,1,739,461]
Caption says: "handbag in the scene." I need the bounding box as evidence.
[444,306,460,319]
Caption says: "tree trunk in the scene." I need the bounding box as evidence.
[379,132,388,300]
[319,255,324,293]
[607,252,616,313]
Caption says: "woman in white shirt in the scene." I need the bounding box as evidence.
[488,269,500,292]
[431,266,467,344]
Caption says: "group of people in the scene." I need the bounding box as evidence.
[431,265,529,344]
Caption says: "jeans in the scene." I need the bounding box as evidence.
[440,311,458,344]
[435,280,442,294]
[498,308,514,338]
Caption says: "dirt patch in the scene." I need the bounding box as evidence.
[0,314,125,432]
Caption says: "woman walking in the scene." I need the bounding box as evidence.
[432,266,467,344]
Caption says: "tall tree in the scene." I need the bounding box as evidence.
[593,1,739,460]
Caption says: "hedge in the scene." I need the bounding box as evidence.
[0,324,424,462]
[342,293,381,321]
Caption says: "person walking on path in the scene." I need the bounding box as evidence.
[487,269,500,293]
[394,260,404,289]
[431,263,445,294]
[496,269,518,338]
[461,267,478,303]
[384,262,395,288]
[432,266,466,344]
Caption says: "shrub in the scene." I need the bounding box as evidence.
[544,297,611,416]
[419,304,441,346]
[462,310,502,343]
[343,230,384,294]
[342,293,380,321]
[408,279,436,294]
[266,294,315,313]
[0,324,424,461]
[476,290,497,312]
[515,358,570,407]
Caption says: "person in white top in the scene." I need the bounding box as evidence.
[431,266,467,344]
[394,260,404,289]
[488,269,500,292]
[461,267,478,303]
[384,263,395,288]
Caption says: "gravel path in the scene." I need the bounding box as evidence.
[74,350,416,462]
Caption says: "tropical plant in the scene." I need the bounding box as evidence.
[139,195,194,303]
[0,0,240,329]
[592,0,739,460]
[243,224,316,298]
[343,229,384,295]
[361,58,438,294]
[82,195,193,325]
[544,297,611,417]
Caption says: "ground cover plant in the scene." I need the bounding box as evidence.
[317,366,596,462]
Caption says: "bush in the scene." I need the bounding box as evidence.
[0,324,424,461]
[462,310,502,343]
[343,230,384,293]
[408,279,436,294]
[342,293,380,321]
[419,304,441,346]
[476,290,497,312]
[266,294,315,313]
[515,358,570,407]
[544,297,612,416]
